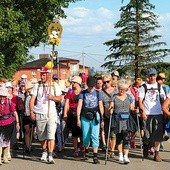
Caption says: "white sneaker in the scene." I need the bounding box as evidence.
[124,155,130,164]
[118,154,124,163]
[40,151,47,162]
[48,156,55,164]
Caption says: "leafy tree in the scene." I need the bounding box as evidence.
[102,0,170,79]
[0,0,80,78]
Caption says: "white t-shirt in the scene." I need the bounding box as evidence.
[31,82,62,115]
[139,82,165,115]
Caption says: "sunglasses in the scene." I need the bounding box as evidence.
[103,80,110,84]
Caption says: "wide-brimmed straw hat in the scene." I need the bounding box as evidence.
[25,81,34,90]
[71,76,82,85]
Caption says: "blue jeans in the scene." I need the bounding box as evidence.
[81,113,100,148]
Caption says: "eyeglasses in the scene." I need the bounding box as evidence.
[118,88,127,92]
[103,80,110,84]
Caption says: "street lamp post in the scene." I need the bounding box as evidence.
[82,44,92,73]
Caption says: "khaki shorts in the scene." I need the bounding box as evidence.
[35,114,57,141]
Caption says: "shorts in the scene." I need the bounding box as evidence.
[143,114,164,145]
[66,114,82,137]
[104,117,116,138]
[23,116,36,127]
[35,114,57,141]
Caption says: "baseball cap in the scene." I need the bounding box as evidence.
[111,70,119,77]
[147,68,157,75]
[25,81,34,90]
[52,74,58,80]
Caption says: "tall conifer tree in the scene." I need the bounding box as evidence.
[103,0,170,79]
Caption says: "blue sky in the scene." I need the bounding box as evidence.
[29,0,170,71]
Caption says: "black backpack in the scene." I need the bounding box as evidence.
[142,83,161,102]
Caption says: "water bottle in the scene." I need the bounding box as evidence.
[16,130,20,140]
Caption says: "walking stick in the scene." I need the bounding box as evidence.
[105,112,113,165]
[136,108,144,161]
[29,123,34,152]
[47,47,55,118]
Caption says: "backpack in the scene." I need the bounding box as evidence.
[142,83,161,102]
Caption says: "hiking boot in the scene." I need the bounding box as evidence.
[154,154,162,162]
[93,157,100,164]
[143,145,149,158]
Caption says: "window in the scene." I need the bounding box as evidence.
[70,63,79,76]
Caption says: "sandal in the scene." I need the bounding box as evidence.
[107,151,115,159]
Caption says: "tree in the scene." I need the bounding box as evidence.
[102,0,170,79]
[0,0,79,79]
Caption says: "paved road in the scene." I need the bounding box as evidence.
[2,137,170,170]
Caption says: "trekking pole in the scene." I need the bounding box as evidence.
[105,112,113,165]
[136,107,144,161]
[29,123,34,153]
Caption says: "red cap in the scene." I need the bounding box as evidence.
[37,67,50,73]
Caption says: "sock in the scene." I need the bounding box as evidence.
[119,152,123,156]
[42,149,47,153]
[85,148,89,154]
[48,152,53,156]
[93,153,97,158]
[155,150,159,155]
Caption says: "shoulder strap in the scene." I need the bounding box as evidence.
[7,98,12,112]
[102,88,111,98]
[95,90,99,99]
[142,83,161,102]
[126,93,132,102]
[142,83,147,102]
[51,82,56,96]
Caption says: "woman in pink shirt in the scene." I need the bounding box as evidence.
[0,87,20,165]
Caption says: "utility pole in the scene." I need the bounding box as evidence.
[82,45,92,73]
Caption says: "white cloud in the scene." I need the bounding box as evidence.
[61,7,114,35]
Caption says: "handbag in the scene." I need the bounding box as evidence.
[118,112,130,120]
[84,112,94,120]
